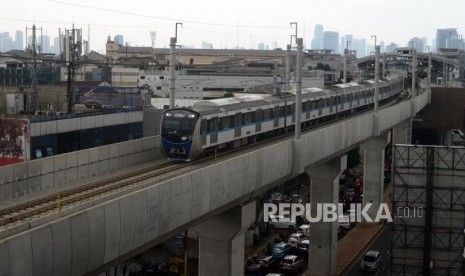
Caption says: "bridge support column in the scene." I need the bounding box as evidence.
[306,155,346,276]
[392,119,411,144]
[194,200,256,276]
[362,132,390,221]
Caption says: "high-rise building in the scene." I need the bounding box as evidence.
[352,39,367,58]
[436,28,458,50]
[311,24,324,49]
[386,42,398,53]
[15,31,23,50]
[0,32,9,52]
[421,37,428,52]
[408,37,425,53]
[40,35,50,53]
[323,31,339,54]
[271,41,278,50]
[114,34,124,46]
[54,37,61,55]
[258,43,266,50]
[340,34,353,54]
[201,41,213,49]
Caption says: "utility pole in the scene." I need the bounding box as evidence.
[62,25,82,114]
[295,38,303,139]
[411,49,417,97]
[343,41,351,84]
[25,24,42,113]
[169,23,182,109]
[374,45,380,113]
[371,35,379,114]
[286,44,291,92]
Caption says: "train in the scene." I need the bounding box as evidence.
[160,74,405,161]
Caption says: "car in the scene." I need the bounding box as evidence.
[245,261,263,275]
[338,215,352,229]
[289,232,305,241]
[265,274,284,276]
[245,255,278,275]
[272,242,292,258]
[270,192,284,203]
[287,237,299,249]
[298,224,310,236]
[268,215,297,230]
[279,255,304,272]
[287,233,306,248]
[258,256,279,273]
[360,250,381,272]
[296,239,309,255]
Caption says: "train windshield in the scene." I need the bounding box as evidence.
[161,112,197,142]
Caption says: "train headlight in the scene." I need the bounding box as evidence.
[166,113,172,117]
[188,114,195,118]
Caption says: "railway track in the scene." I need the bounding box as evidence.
[0,161,186,230]
[0,94,408,236]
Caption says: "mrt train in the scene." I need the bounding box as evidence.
[160,74,405,161]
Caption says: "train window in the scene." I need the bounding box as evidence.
[229,116,235,128]
[287,105,292,116]
[311,101,317,110]
[325,99,329,107]
[242,112,253,125]
[280,106,286,117]
[207,120,213,133]
[329,97,334,106]
[220,117,230,130]
[263,109,270,120]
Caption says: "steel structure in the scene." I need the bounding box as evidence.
[392,145,465,275]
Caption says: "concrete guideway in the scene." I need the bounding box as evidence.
[0,91,429,276]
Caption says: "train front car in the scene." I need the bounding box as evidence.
[160,108,201,161]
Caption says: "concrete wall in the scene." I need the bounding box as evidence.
[0,93,429,275]
[0,136,162,203]
[30,111,143,137]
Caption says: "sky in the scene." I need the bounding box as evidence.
[2,0,465,53]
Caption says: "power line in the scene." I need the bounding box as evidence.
[44,0,289,29]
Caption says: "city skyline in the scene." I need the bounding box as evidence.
[2,0,465,52]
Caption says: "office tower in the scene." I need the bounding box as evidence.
[15,31,23,50]
[436,28,458,50]
[311,24,324,49]
[201,41,213,49]
[40,35,50,53]
[114,34,124,46]
[385,42,398,53]
[323,31,339,54]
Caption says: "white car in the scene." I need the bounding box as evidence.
[268,215,297,230]
[360,250,381,272]
[298,224,310,236]
[288,233,306,248]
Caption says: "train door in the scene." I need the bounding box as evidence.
[209,117,218,144]
[234,112,242,137]
[318,99,323,116]
[201,120,207,146]
[329,97,334,113]
[255,109,262,132]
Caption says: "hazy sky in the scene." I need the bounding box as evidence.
[2,0,465,52]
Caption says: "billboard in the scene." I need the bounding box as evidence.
[0,118,30,166]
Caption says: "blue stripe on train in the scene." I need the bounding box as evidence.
[161,137,193,160]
